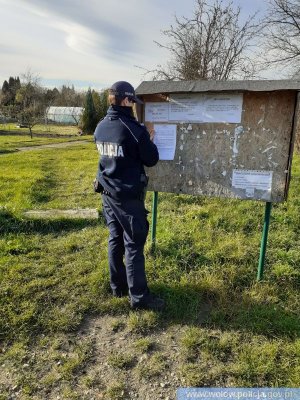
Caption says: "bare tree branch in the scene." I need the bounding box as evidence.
[263,0,300,76]
[146,0,263,81]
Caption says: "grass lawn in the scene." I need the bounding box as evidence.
[0,123,81,136]
[0,135,299,399]
[0,123,91,156]
[0,135,91,156]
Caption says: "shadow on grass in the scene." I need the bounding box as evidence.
[0,149,19,155]
[30,177,56,204]
[29,159,59,204]
[0,208,103,235]
[1,275,298,343]
[153,238,212,270]
[151,282,300,339]
[209,297,300,338]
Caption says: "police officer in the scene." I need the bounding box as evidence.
[94,81,165,311]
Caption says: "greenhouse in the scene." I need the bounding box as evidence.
[46,106,84,124]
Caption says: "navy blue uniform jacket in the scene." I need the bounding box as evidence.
[94,105,159,200]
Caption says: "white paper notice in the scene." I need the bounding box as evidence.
[145,102,169,122]
[153,124,177,160]
[168,93,243,123]
[169,94,204,122]
[203,94,243,123]
[232,170,273,196]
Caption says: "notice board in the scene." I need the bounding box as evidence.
[136,80,300,203]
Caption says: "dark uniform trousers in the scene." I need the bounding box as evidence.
[102,194,150,306]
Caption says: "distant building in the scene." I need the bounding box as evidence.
[46,106,84,125]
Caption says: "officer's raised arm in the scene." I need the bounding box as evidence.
[138,126,159,167]
[144,122,155,141]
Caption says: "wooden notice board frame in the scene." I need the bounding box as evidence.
[136,80,300,203]
[136,80,300,279]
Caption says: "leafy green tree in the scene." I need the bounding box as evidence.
[80,88,98,134]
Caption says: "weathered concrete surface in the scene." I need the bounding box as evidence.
[23,208,99,219]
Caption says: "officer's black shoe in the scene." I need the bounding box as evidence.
[112,288,129,298]
[131,294,165,311]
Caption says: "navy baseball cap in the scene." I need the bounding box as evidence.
[109,81,143,104]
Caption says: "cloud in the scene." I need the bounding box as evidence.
[0,0,153,87]
[0,43,28,56]
[1,0,271,89]
[15,0,140,58]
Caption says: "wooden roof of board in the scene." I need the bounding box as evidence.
[135,80,300,95]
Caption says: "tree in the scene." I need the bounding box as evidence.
[99,89,108,120]
[15,71,46,138]
[151,0,262,81]
[55,85,84,107]
[263,0,300,77]
[68,107,83,126]
[80,88,98,134]
[0,81,9,108]
[1,77,21,126]
[45,87,60,106]
[0,76,21,106]
[1,80,9,95]
[92,89,102,122]
[92,88,108,122]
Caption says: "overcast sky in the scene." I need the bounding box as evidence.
[0,0,269,91]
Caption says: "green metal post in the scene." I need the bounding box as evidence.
[257,202,272,281]
[151,191,158,250]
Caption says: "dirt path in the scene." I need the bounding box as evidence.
[76,314,182,400]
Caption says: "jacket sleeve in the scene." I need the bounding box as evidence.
[138,126,159,167]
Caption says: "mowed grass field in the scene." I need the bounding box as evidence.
[0,123,81,136]
[0,134,299,399]
[0,126,87,157]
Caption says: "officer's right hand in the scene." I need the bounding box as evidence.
[145,122,155,141]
